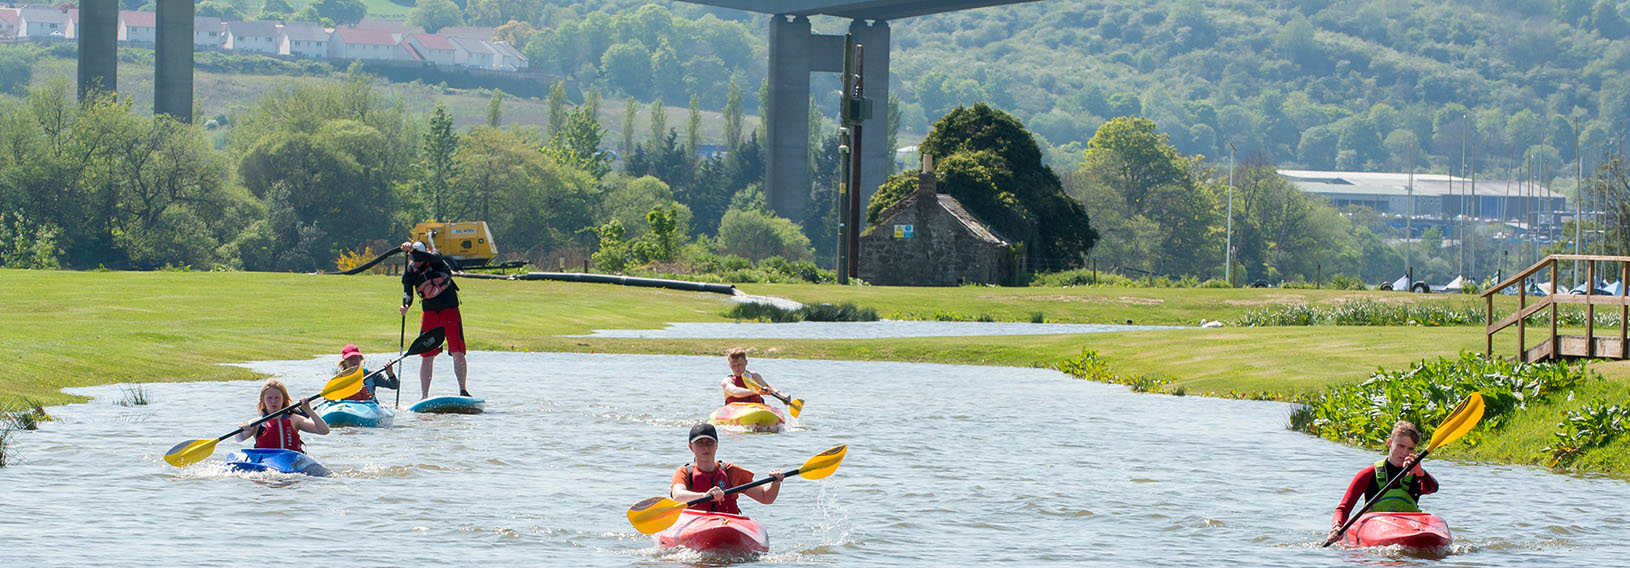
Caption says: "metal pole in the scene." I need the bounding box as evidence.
[1460,114,1468,278]
[847,44,865,279]
[835,34,854,284]
[1576,121,1583,287]
[1226,142,1235,286]
[1407,140,1415,282]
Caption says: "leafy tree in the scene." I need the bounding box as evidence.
[871,103,1097,271]
[0,49,36,96]
[313,0,366,26]
[601,40,652,97]
[716,208,812,262]
[723,80,744,151]
[409,0,464,34]
[1073,115,1216,276]
[542,105,613,179]
[686,94,702,157]
[620,96,638,159]
[486,89,504,128]
[416,104,461,221]
[648,99,668,152]
[546,80,567,138]
[600,175,691,238]
[1595,0,1628,39]
[261,0,294,15]
[495,20,536,50]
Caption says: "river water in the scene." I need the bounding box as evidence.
[2,352,1627,566]
[572,321,1181,339]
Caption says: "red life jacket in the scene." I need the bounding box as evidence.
[725,375,765,405]
[340,367,375,401]
[255,414,304,452]
[685,462,741,514]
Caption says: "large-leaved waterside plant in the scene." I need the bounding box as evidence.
[1291,352,1594,447]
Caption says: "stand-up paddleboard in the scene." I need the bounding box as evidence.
[224,448,332,477]
[409,395,485,414]
[321,400,395,428]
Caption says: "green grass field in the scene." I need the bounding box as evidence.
[4,269,1628,474]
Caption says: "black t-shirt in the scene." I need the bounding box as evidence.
[402,255,460,311]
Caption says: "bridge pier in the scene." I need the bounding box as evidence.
[77,0,117,100]
[765,15,891,222]
[155,0,194,122]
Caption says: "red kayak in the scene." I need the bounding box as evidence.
[1341,512,1452,552]
[656,510,769,555]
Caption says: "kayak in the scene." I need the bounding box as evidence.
[224,448,332,477]
[321,400,395,428]
[708,402,785,431]
[656,510,769,555]
[1340,512,1452,552]
[409,395,485,414]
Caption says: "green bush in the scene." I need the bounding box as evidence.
[724,301,878,322]
[1054,348,1175,394]
[1544,399,1630,467]
[1293,352,1595,448]
[1237,299,1484,327]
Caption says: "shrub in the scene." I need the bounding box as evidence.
[1544,399,1630,467]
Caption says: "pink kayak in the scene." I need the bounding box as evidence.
[656,510,769,555]
[1341,512,1452,552]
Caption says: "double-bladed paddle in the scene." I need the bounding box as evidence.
[740,372,804,418]
[163,327,445,468]
[627,445,848,534]
[1322,392,1485,547]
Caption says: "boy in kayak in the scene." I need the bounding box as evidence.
[399,240,471,399]
[1329,420,1439,542]
[234,379,330,453]
[671,423,785,513]
[335,344,399,402]
[721,349,788,405]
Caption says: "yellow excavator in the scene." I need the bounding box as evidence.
[326,221,523,274]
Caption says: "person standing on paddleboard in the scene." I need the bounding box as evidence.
[672,424,785,513]
[335,344,399,401]
[234,379,330,452]
[400,240,471,399]
[1329,420,1439,542]
[722,349,788,405]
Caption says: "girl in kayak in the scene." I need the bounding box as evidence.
[234,379,330,453]
[1329,420,1439,542]
[672,423,784,513]
[335,344,399,401]
[721,349,788,405]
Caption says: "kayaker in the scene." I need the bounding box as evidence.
[671,423,785,513]
[399,240,472,399]
[721,349,787,405]
[234,379,330,453]
[1329,420,1439,542]
[335,344,399,401]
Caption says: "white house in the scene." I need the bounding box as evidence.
[449,37,495,69]
[437,25,494,41]
[403,32,456,67]
[278,21,329,58]
[224,20,278,55]
[0,8,21,39]
[328,27,400,62]
[19,5,70,39]
[193,16,222,49]
[118,10,155,45]
[490,40,526,70]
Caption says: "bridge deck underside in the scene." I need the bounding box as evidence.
[678,0,1042,20]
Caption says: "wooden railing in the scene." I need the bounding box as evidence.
[1482,254,1630,362]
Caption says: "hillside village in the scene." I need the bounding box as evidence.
[0,4,527,72]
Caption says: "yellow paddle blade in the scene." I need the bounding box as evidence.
[319,366,365,400]
[797,445,848,480]
[788,398,804,418]
[1426,392,1485,452]
[627,496,687,535]
[163,438,220,467]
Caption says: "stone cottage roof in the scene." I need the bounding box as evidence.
[867,187,1010,246]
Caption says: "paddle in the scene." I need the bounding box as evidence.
[163,327,446,468]
[396,249,410,410]
[627,444,848,535]
[1323,392,1485,547]
[739,372,803,418]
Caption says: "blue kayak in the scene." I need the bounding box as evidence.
[224,448,332,477]
[321,400,395,428]
[409,395,485,414]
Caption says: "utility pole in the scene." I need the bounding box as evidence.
[1406,140,1415,284]
[1575,120,1582,287]
[1460,114,1468,278]
[833,34,871,284]
[1226,142,1236,287]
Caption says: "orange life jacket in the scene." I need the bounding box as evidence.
[254,414,304,453]
[685,462,741,514]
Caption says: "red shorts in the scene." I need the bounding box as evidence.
[420,307,466,356]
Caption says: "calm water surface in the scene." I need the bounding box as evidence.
[573,321,1182,339]
[1,353,1626,566]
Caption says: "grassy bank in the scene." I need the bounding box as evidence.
[4,269,1628,475]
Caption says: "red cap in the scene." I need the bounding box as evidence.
[340,344,363,359]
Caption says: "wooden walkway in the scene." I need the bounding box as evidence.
[1483,254,1630,362]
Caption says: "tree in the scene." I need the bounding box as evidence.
[542,105,613,179]
[409,0,463,34]
[546,80,567,138]
[486,89,504,128]
[417,104,460,221]
[723,80,744,151]
[0,49,36,96]
[871,103,1097,272]
[1595,0,1628,39]
[686,94,702,158]
[620,97,638,159]
[601,40,652,97]
[1073,115,1217,276]
[648,99,667,151]
[314,0,367,26]
[716,208,812,262]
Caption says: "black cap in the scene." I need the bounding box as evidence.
[689,423,718,443]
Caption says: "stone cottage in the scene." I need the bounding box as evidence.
[857,156,1018,286]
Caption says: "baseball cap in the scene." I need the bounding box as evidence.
[411,241,427,252]
[340,344,363,359]
[689,423,718,443]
